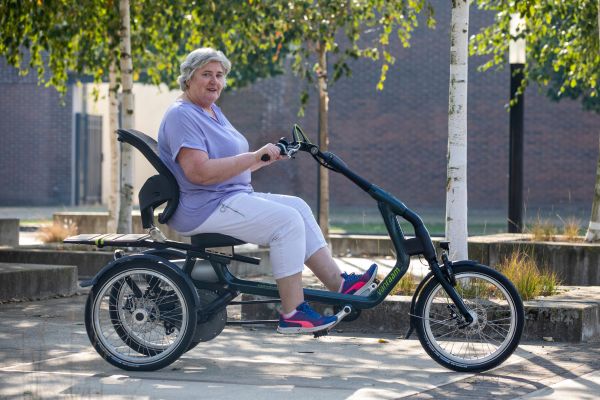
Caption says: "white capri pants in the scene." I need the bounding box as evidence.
[182,192,327,279]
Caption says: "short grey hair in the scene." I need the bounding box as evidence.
[177,48,231,91]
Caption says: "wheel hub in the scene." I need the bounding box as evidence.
[463,305,487,334]
[133,309,149,325]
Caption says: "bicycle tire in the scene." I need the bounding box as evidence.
[414,263,524,372]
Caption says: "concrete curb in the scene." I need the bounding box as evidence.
[240,288,600,343]
[0,262,78,302]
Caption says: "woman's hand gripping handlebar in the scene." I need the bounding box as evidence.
[259,138,300,161]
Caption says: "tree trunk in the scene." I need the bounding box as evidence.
[107,61,120,233]
[316,42,330,239]
[586,137,600,241]
[445,0,470,260]
[117,0,134,234]
[584,1,600,242]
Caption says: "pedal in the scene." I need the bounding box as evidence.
[313,305,353,338]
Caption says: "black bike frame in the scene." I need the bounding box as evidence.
[200,143,473,321]
[77,139,474,322]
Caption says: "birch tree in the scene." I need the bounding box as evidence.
[445,0,470,260]
[116,0,134,233]
[107,61,120,233]
[585,0,600,241]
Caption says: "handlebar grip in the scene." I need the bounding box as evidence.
[260,142,288,162]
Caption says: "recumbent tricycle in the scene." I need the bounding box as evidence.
[65,125,524,373]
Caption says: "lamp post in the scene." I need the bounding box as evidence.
[508,14,526,233]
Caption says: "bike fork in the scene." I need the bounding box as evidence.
[430,261,473,324]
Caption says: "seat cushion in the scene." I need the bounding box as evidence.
[191,233,245,248]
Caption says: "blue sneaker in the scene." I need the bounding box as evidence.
[340,263,378,296]
[277,302,337,334]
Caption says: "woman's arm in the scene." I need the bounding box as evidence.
[177,143,281,185]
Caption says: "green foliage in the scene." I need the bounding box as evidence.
[0,0,289,95]
[470,0,600,112]
[132,0,289,90]
[0,0,120,95]
[1,0,437,100]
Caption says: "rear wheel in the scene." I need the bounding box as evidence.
[85,261,196,371]
[414,264,524,372]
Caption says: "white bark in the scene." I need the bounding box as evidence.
[107,61,120,233]
[117,0,134,234]
[445,0,470,260]
[584,2,600,242]
[585,140,600,241]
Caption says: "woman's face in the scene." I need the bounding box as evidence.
[187,61,225,107]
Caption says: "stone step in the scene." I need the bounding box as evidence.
[240,286,600,343]
[0,262,78,302]
[0,244,271,279]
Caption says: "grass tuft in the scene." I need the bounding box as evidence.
[497,250,560,300]
[37,222,78,243]
[527,217,557,241]
[387,272,418,296]
[560,216,581,242]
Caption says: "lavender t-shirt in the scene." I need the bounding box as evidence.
[158,100,253,233]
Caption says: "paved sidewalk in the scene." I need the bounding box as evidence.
[0,294,599,399]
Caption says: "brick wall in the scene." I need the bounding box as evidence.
[0,59,73,206]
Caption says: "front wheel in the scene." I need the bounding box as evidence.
[414,264,524,372]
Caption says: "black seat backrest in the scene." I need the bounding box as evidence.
[116,128,179,228]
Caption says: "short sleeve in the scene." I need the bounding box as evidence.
[163,106,209,162]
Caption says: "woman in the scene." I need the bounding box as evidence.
[158,48,377,334]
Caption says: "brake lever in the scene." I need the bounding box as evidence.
[284,143,301,158]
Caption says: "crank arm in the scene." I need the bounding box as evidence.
[313,305,353,338]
